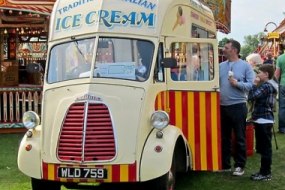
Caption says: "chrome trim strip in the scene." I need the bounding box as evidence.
[81,101,89,163]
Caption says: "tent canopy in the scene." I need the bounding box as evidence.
[0,0,55,15]
[274,19,285,36]
[0,0,55,30]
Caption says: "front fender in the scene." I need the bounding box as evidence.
[17,126,42,179]
[140,126,183,181]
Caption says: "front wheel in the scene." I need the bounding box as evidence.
[147,156,176,190]
[31,178,61,190]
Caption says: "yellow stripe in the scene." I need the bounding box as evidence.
[175,91,183,130]
[120,165,129,182]
[187,92,195,169]
[166,91,170,113]
[157,93,162,110]
[104,165,112,182]
[60,178,68,183]
[211,93,219,170]
[48,164,55,180]
[199,92,207,170]
[164,91,168,111]
[73,178,80,183]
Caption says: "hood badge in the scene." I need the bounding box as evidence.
[76,94,102,102]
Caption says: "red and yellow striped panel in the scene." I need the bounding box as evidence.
[42,162,137,183]
[155,91,222,171]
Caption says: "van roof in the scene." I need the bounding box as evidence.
[49,0,215,41]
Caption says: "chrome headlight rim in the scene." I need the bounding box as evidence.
[23,111,40,129]
[151,111,169,130]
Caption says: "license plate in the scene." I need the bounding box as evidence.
[58,167,107,179]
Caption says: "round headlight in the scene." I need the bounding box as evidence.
[151,111,169,130]
[23,111,40,129]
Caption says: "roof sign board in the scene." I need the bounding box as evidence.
[268,32,280,39]
[50,0,158,40]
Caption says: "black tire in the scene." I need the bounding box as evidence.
[31,178,61,190]
[147,156,176,190]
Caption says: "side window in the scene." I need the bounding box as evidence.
[170,42,214,81]
[192,25,216,39]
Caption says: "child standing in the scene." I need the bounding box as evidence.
[248,64,277,181]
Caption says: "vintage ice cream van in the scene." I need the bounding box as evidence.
[18,0,221,189]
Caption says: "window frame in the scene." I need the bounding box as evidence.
[165,37,219,91]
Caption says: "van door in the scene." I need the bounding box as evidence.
[162,37,222,171]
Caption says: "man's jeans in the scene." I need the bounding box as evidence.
[221,103,247,169]
[279,85,285,132]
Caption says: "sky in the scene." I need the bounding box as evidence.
[217,0,285,45]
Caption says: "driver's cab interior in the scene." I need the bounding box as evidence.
[47,37,155,83]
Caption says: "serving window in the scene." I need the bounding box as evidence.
[170,42,214,82]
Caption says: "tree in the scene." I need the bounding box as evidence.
[218,37,230,47]
[240,32,265,59]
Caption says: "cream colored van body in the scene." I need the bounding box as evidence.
[18,0,220,189]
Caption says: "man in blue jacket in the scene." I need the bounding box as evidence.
[219,39,254,176]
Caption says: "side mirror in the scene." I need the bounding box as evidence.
[161,58,177,68]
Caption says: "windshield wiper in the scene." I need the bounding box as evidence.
[71,38,88,65]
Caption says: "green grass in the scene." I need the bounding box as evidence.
[1,123,285,190]
[176,130,285,190]
[0,134,30,190]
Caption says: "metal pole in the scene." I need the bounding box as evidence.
[273,37,276,57]
[272,124,278,150]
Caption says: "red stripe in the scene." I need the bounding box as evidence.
[128,163,137,182]
[112,165,120,182]
[155,95,158,110]
[169,91,176,125]
[181,91,188,136]
[205,93,213,170]
[42,162,48,180]
[194,92,201,170]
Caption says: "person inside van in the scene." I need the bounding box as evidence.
[185,44,200,81]
[136,40,154,81]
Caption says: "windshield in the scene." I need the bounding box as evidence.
[47,38,95,83]
[47,37,154,83]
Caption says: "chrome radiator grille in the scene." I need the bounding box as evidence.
[57,102,116,162]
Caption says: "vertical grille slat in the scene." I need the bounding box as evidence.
[57,102,116,162]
